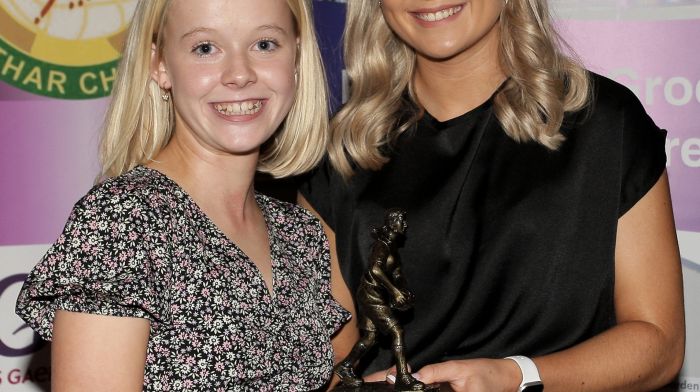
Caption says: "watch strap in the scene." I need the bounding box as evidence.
[505,355,543,391]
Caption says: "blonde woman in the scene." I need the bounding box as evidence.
[16,0,349,390]
[299,1,685,391]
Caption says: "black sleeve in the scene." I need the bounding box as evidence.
[297,157,339,230]
[618,89,668,216]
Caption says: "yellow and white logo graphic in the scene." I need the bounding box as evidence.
[0,0,137,99]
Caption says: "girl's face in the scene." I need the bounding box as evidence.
[380,0,504,62]
[153,0,298,158]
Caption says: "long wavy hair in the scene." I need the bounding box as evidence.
[329,0,591,179]
[99,0,328,179]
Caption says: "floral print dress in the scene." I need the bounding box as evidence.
[15,166,350,391]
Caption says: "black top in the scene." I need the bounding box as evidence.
[298,74,667,374]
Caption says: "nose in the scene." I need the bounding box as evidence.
[222,55,257,88]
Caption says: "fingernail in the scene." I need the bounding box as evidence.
[386,374,396,384]
[412,372,423,381]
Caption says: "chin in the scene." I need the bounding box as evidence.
[420,48,464,61]
[414,40,469,61]
[226,138,273,156]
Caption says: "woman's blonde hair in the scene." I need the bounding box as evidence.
[330,0,591,178]
[99,0,328,179]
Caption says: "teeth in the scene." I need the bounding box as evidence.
[416,5,462,22]
[215,100,262,116]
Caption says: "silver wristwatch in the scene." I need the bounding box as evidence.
[505,355,544,392]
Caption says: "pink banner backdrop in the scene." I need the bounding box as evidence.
[0,86,105,246]
[559,19,700,233]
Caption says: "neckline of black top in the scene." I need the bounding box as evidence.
[419,78,507,131]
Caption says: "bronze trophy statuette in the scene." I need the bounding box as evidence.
[332,209,440,392]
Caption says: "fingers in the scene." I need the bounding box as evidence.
[363,370,386,382]
[415,359,520,392]
[364,365,410,384]
[364,366,396,383]
[414,362,459,385]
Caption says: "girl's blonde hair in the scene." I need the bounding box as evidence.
[330,0,591,178]
[99,0,328,179]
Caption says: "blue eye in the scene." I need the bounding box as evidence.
[255,39,279,52]
[192,42,216,56]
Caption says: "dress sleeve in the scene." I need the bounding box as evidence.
[618,91,668,216]
[298,157,338,230]
[15,187,171,341]
[310,218,351,336]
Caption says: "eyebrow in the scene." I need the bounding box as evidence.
[180,24,290,41]
[257,24,290,36]
[180,27,214,41]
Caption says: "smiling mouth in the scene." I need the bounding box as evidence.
[414,5,463,22]
[214,100,263,116]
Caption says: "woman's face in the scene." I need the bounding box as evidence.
[153,0,298,157]
[380,0,504,61]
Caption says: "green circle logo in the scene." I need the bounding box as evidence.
[0,0,136,99]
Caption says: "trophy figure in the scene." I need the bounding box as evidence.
[332,209,439,391]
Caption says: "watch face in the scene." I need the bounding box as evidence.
[523,384,544,392]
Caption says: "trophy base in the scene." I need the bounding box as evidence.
[331,381,441,391]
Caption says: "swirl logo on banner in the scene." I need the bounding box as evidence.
[0,0,697,390]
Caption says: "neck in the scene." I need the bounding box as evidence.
[148,132,260,220]
[413,22,506,121]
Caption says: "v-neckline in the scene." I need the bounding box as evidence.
[138,165,279,299]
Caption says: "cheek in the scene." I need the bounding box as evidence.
[260,60,297,103]
[382,12,405,38]
[170,64,220,97]
[382,13,429,52]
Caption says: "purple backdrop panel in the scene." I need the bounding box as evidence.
[0,99,106,246]
[313,1,346,111]
[558,19,700,232]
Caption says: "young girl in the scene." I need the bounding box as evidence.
[16,0,349,390]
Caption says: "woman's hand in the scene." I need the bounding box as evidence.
[412,358,521,392]
[365,358,522,392]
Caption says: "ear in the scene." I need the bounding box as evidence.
[150,42,171,89]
